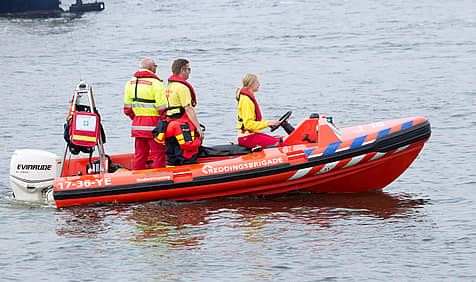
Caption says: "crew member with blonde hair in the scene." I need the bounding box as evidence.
[236,74,286,148]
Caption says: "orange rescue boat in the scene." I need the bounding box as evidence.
[9,82,431,208]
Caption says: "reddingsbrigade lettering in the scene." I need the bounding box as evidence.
[203,157,283,175]
[17,164,52,170]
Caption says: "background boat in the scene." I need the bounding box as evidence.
[0,0,62,15]
[0,0,104,15]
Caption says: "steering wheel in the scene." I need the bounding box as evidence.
[270,111,292,132]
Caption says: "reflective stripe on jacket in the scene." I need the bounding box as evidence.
[124,69,166,138]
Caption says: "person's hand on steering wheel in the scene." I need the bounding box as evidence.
[270,111,292,132]
[268,120,280,127]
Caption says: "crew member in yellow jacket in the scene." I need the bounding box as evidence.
[236,73,287,148]
[124,58,166,169]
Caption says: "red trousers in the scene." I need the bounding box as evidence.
[133,137,166,170]
[238,133,287,149]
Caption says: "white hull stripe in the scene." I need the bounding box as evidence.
[288,167,312,181]
[370,152,386,161]
[296,144,411,180]
[286,135,413,181]
[393,145,409,154]
[315,161,339,175]
[342,154,366,169]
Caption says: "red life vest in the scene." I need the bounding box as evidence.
[132,71,164,113]
[152,115,201,163]
[167,117,201,151]
[237,89,262,130]
[153,115,201,150]
[167,75,197,107]
[239,89,262,121]
[134,71,163,81]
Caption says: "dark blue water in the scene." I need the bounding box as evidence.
[1,0,475,280]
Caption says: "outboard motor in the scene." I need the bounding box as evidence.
[10,149,61,203]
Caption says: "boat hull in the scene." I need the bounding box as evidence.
[0,0,62,15]
[52,117,430,208]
